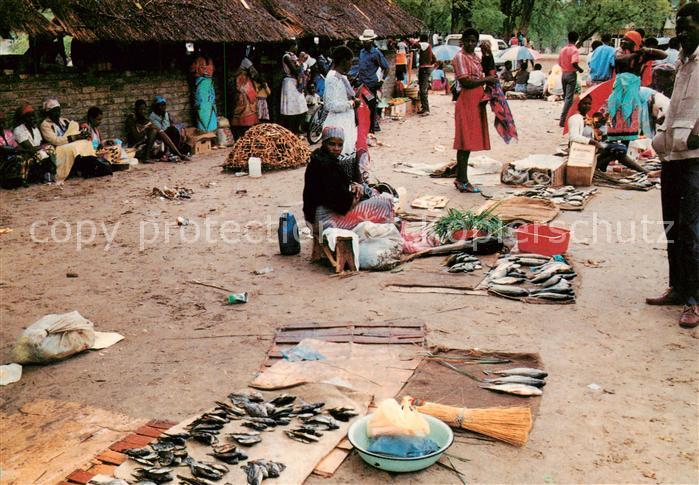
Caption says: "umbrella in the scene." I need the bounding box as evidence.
[497,46,540,62]
[433,45,461,62]
[562,78,614,134]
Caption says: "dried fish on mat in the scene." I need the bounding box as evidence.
[223,123,310,173]
[515,185,597,210]
[593,170,658,191]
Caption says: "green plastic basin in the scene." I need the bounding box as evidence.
[347,413,454,473]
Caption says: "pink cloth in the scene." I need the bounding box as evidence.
[558,43,580,73]
[1,128,17,147]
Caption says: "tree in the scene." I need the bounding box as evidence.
[395,0,505,35]
[499,0,536,37]
[567,0,672,43]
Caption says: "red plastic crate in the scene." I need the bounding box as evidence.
[516,224,570,256]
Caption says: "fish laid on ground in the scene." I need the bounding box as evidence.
[533,279,572,293]
[486,367,548,378]
[484,375,546,387]
[488,262,514,281]
[516,257,552,266]
[481,383,543,396]
[540,274,562,288]
[490,276,525,285]
[531,261,573,274]
[529,292,575,301]
[488,284,529,297]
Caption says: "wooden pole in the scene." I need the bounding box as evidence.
[223,42,228,118]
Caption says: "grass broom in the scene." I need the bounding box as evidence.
[406,396,533,447]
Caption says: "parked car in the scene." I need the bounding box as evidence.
[444,34,507,57]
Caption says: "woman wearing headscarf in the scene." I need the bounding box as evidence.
[303,126,393,231]
[451,28,498,193]
[323,45,359,157]
[2,102,56,187]
[190,50,217,132]
[607,31,666,142]
[230,58,259,138]
[39,97,94,180]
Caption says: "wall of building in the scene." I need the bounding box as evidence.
[0,70,210,140]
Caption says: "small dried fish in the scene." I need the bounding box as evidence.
[301,415,340,430]
[327,407,359,422]
[488,284,529,297]
[286,429,320,443]
[229,431,262,446]
[490,276,525,285]
[269,394,296,406]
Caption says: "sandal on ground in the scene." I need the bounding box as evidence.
[454,180,481,193]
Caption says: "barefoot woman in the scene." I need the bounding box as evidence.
[452,28,498,193]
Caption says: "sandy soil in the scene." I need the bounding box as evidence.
[1,93,697,484]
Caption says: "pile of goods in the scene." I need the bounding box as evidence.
[223,124,310,173]
[124,391,356,484]
[484,253,577,303]
[431,208,505,245]
[366,398,440,458]
[515,185,597,208]
[594,170,658,190]
[444,253,483,273]
[152,186,193,200]
[481,367,548,397]
[501,165,553,186]
[387,97,410,106]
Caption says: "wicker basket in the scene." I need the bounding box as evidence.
[223,123,311,173]
[405,86,419,99]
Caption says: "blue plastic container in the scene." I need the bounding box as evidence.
[278,212,301,255]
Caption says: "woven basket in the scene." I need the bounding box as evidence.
[223,123,311,172]
[405,86,419,99]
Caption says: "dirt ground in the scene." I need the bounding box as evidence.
[0,93,697,484]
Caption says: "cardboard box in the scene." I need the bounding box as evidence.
[566,142,597,186]
[502,154,567,187]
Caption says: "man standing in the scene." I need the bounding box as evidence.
[558,31,584,127]
[358,29,389,133]
[648,2,699,328]
[588,33,616,84]
[417,34,437,116]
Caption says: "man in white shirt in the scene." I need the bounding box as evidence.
[648,3,699,328]
[526,63,547,97]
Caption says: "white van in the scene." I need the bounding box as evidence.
[444,34,507,55]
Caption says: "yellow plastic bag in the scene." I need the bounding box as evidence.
[367,398,430,437]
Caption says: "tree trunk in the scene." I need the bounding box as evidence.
[500,0,514,36]
[519,0,535,33]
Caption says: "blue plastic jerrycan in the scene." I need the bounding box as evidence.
[278,211,301,255]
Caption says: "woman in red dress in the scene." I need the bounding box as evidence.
[452,28,498,193]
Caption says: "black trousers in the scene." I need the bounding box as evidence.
[418,67,431,113]
[661,158,699,303]
[395,64,407,83]
[366,84,380,133]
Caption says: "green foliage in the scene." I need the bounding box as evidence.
[565,0,672,41]
[472,0,507,34]
[431,207,506,243]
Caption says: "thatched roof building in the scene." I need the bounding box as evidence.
[2,0,421,42]
[0,0,59,38]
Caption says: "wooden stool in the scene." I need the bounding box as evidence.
[185,128,217,154]
[312,235,358,273]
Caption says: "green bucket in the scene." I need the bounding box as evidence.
[347,413,454,473]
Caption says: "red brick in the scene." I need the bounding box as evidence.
[109,440,139,453]
[65,469,95,484]
[95,449,128,465]
[108,434,153,453]
[135,425,164,438]
[146,419,178,430]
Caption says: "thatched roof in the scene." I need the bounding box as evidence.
[262,0,422,40]
[43,0,289,43]
[0,0,59,38]
[5,0,421,43]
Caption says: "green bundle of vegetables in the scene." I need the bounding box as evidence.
[431,207,505,243]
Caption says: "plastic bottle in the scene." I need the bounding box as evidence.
[278,212,301,255]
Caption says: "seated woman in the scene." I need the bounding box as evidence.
[3,103,56,187]
[514,63,529,93]
[303,126,394,232]
[38,97,94,180]
[568,96,656,175]
[80,106,121,164]
[149,96,190,161]
[125,99,185,162]
[430,62,449,94]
